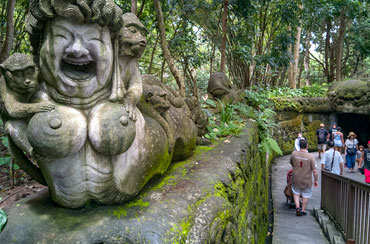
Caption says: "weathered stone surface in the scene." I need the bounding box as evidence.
[276,112,333,154]
[328,80,370,114]
[272,80,370,114]
[1,120,270,244]
[272,97,332,113]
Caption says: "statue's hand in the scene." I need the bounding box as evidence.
[35,102,55,113]
[125,102,137,122]
[31,150,46,163]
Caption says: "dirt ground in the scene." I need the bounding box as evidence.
[0,164,46,209]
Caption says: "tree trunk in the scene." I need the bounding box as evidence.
[279,68,287,86]
[131,0,137,15]
[324,20,332,83]
[297,56,304,88]
[0,0,16,63]
[335,10,347,82]
[148,32,159,74]
[210,42,216,76]
[304,31,311,86]
[184,57,198,98]
[160,60,165,83]
[137,0,146,18]
[154,0,186,97]
[288,4,302,89]
[220,0,228,73]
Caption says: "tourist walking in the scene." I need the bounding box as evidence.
[345,132,359,173]
[333,127,344,154]
[316,123,328,158]
[321,140,344,175]
[294,133,305,151]
[357,145,364,170]
[328,123,338,142]
[360,141,370,184]
[290,139,318,216]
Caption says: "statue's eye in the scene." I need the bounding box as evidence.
[53,34,68,40]
[147,92,153,98]
[89,38,104,44]
[12,70,23,77]
[128,27,137,33]
[24,67,35,76]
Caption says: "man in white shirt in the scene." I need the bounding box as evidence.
[321,140,344,175]
[295,133,305,151]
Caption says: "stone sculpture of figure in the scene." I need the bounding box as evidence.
[7,0,197,208]
[140,75,197,161]
[207,72,242,103]
[109,13,148,120]
[0,53,55,156]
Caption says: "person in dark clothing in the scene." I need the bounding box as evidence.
[328,123,338,142]
[316,123,328,158]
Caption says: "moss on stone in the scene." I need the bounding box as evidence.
[306,119,321,151]
[271,97,303,112]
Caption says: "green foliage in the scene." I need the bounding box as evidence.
[267,84,329,99]
[219,102,235,124]
[259,137,283,156]
[0,209,7,232]
[202,87,282,156]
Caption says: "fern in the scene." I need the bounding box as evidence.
[259,137,283,156]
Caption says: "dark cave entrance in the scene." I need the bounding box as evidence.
[337,113,370,146]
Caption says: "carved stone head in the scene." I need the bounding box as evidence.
[26,0,123,98]
[0,53,39,94]
[119,13,148,58]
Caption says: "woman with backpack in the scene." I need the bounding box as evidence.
[345,132,359,173]
[360,140,370,184]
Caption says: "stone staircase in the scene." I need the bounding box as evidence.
[313,206,346,244]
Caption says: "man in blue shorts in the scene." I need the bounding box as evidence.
[290,139,319,216]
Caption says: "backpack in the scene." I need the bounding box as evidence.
[318,129,326,143]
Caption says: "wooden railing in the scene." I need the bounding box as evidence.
[321,170,370,244]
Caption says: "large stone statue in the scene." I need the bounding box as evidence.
[0,0,197,208]
[207,72,242,103]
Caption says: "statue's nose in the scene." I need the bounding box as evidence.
[65,38,89,57]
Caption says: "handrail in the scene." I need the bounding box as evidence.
[321,170,370,244]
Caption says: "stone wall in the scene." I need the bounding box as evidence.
[275,111,333,155]
[1,120,270,244]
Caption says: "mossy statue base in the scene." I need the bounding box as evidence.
[1,121,270,244]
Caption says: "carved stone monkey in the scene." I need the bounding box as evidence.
[0,53,55,155]
[110,13,148,121]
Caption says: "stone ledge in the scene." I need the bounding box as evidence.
[313,206,346,244]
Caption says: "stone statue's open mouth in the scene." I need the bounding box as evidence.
[61,59,94,81]
[138,41,146,47]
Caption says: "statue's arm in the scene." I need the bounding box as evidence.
[125,61,143,107]
[0,80,54,118]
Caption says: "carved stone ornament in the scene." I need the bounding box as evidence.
[0,0,197,208]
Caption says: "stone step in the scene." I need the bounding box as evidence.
[313,206,346,244]
[332,235,346,244]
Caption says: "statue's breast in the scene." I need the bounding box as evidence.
[88,102,136,156]
[27,106,87,158]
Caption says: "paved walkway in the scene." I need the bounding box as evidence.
[272,152,329,244]
[271,151,367,244]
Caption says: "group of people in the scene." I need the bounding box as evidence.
[289,123,370,217]
[316,123,370,181]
